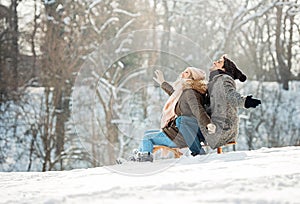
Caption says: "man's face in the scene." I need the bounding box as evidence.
[209,57,225,72]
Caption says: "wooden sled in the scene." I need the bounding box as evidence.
[153,141,237,158]
[152,146,183,158]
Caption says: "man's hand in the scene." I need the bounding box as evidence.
[245,95,261,108]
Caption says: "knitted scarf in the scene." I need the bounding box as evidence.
[160,78,207,128]
[160,78,184,128]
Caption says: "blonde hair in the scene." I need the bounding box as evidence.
[183,79,207,94]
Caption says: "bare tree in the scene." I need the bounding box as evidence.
[0,4,10,101]
[36,0,92,170]
[274,1,298,90]
[9,0,19,90]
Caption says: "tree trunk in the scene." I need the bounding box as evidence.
[106,98,118,165]
[54,91,65,170]
[10,0,18,90]
[30,0,38,79]
[275,5,290,90]
[161,0,170,67]
[42,87,51,172]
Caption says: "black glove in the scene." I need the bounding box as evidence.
[245,95,261,108]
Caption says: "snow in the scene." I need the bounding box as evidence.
[1,146,300,204]
[44,0,56,5]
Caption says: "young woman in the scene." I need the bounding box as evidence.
[135,67,212,162]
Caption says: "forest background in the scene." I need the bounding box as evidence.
[0,0,299,171]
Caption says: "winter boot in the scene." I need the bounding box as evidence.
[191,147,206,157]
[127,149,139,162]
[137,152,154,162]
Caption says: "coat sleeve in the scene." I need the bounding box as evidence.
[161,81,174,96]
[223,77,246,108]
[185,90,211,127]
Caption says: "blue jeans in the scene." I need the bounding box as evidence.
[139,116,205,154]
[176,116,205,154]
[139,129,177,152]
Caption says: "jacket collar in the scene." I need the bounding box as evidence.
[209,70,234,82]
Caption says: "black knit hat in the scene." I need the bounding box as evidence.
[222,56,247,82]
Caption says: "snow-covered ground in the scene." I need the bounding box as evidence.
[1,146,300,204]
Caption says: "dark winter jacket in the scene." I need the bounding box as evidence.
[200,73,246,149]
[161,81,211,148]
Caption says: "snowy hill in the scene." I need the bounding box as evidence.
[1,146,300,204]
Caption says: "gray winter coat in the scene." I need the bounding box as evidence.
[200,74,246,149]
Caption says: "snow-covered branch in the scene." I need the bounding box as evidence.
[88,0,103,10]
[115,19,135,38]
[233,2,277,31]
[89,16,119,35]
[113,8,141,17]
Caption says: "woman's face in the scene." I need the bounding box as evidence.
[209,57,225,72]
[181,69,191,79]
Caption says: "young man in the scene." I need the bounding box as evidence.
[199,55,261,149]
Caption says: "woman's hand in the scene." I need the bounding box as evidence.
[207,123,216,134]
[153,70,165,85]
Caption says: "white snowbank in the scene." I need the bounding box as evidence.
[1,146,300,204]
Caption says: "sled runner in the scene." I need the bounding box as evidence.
[217,141,237,154]
[152,141,237,158]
